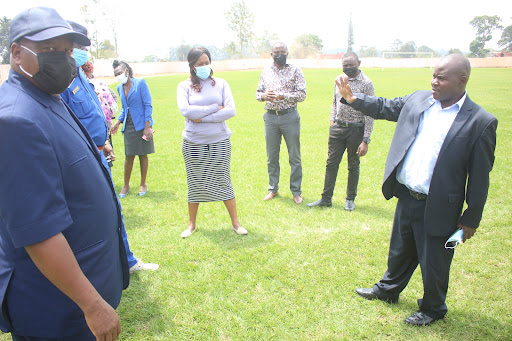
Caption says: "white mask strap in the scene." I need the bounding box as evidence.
[19,45,37,78]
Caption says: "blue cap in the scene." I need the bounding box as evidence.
[9,7,91,46]
[67,21,88,37]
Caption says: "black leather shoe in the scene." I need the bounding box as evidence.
[345,199,355,211]
[404,311,442,326]
[307,199,332,207]
[355,288,399,303]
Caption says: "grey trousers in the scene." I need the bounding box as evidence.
[263,109,302,196]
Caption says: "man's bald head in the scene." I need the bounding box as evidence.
[431,53,472,108]
[272,42,288,52]
[438,53,471,85]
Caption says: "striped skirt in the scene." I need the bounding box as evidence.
[182,138,235,203]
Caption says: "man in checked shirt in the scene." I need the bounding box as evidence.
[256,42,307,204]
[308,52,374,211]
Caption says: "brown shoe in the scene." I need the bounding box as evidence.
[293,195,303,204]
[264,192,279,200]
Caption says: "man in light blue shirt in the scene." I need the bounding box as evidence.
[336,54,497,326]
[396,93,466,194]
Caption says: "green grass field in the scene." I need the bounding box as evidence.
[3,67,511,340]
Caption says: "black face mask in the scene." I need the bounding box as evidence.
[20,46,77,94]
[343,67,359,78]
[273,53,287,67]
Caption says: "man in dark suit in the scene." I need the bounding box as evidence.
[335,54,497,326]
[0,7,128,340]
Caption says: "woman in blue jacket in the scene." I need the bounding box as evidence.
[111,60,154,197]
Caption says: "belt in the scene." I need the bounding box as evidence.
[408,189,427,201]
[267,107,296,115]
[335,120,365,128]
[97,146,104,151]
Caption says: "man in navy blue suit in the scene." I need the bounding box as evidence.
[336,54,497,326]
[0,7,128,340]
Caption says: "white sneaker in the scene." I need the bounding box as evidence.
[232,226,248,235]
[129,259,159,273]
[181,228,195,238]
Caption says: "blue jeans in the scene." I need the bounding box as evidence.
[263,109,302,196]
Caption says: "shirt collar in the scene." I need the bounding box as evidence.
[429,91,467,111]
[271,63,289,71]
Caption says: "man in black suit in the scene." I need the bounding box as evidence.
[335,54,497,326]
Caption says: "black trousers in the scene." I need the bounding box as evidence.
[373,184,455,319]
[321,124,364,202]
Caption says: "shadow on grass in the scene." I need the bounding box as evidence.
[119,272,171,339]
[122,214,147,230]
[116,189,179,203]
[358,294,512,339]
[199,229,273,251]
[352,203,395,220]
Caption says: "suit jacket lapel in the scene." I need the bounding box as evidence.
[51,98,103,165]
[127,79,136,100]
[438,97,473,159]
[396,96,432,160]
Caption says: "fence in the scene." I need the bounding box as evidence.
[2,57,512,86]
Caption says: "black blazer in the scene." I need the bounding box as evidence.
[349,90,497,236]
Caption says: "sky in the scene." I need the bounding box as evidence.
[2,0,511,61]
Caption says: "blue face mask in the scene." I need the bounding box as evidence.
[73,48,89,67]
[195,65,211,80]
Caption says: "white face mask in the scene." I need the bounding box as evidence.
[116,71,128,85]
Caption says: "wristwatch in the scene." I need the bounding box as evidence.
[363,137,371,144]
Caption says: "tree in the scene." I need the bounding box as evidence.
[0,17,11,64]
[359,46,378,58]
[97,40,116,59]
[418,45,441,57]
[143,55,159,63]
[448,48,463,55]
[347,12,354,52]
[204,45,228,61]
[469,15,503,57]
[291,34,323,59]
[498,25,512,52]
[469,39,487,58]
[80,2,100,58]
[254,30,279,57]
[176,43,192,62]
[223,42,238,59]
[399,41,417,58]
[390,39,403,52]
[225,0,255,58]
[417,45,434,53]
[80,0,119,59]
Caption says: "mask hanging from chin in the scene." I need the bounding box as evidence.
[19,45,77,94]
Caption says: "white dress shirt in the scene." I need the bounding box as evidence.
[396,92,467,194]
